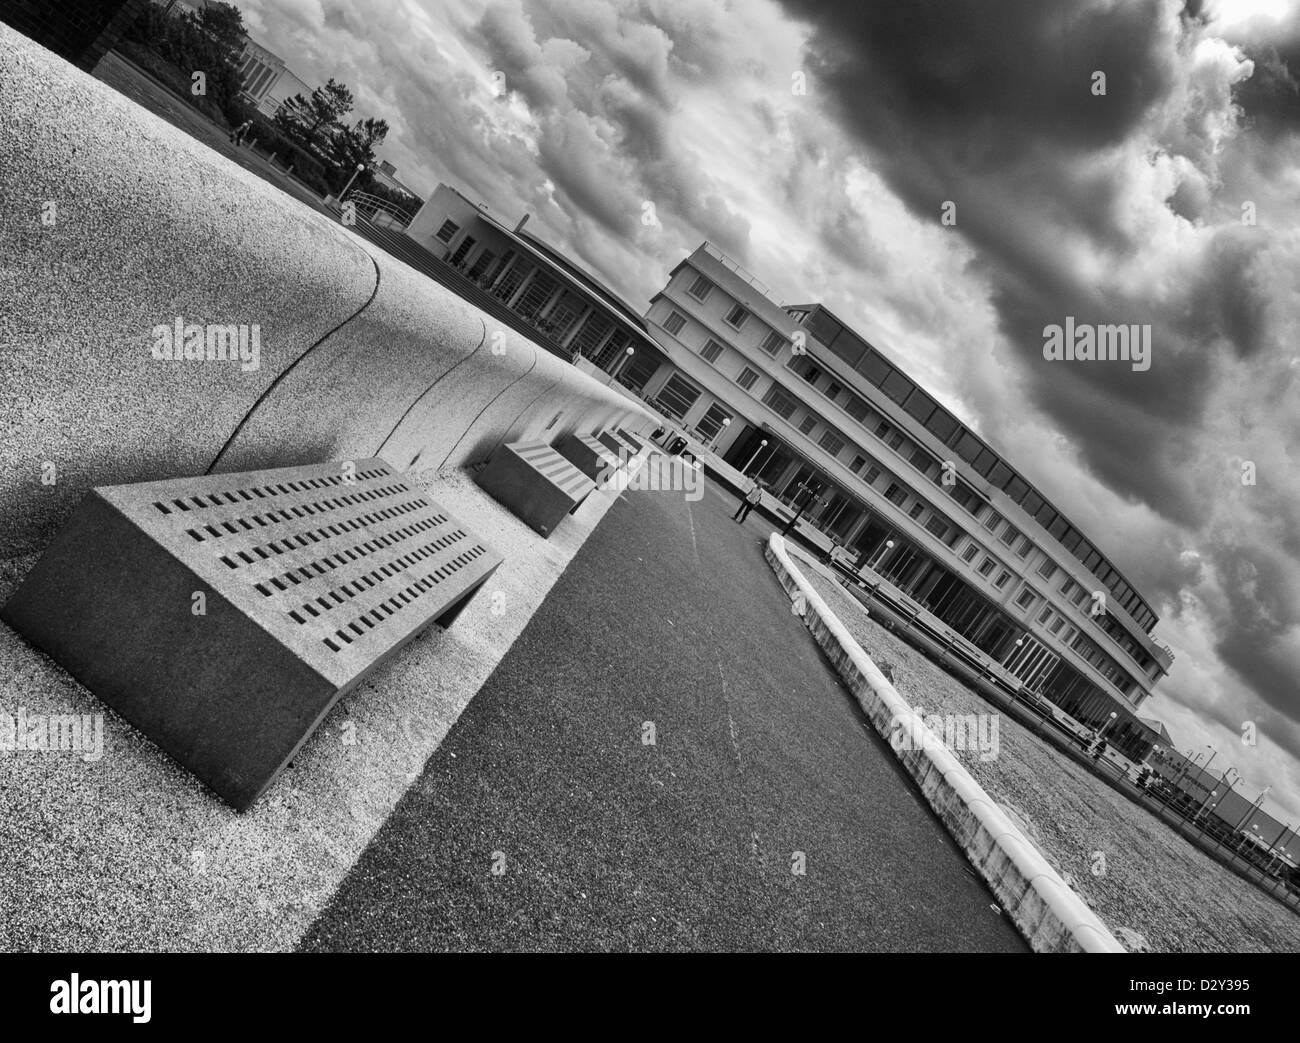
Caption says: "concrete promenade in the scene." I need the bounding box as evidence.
[299,478,1026,951]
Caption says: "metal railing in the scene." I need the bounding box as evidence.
[700,241,781,305]
[344,190,415,230]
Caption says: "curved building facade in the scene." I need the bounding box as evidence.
[634,243,1175,761]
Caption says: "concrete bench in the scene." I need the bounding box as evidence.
[0,459,501,811]
[615,428,646,453]
[597,430,647,474]
[476,440,596,537]
[555,433,626,485]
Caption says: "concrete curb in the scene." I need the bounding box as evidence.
[764,533,1125,953]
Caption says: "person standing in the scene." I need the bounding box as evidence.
[733,479,763,523]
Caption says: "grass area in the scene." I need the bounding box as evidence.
[789,549,1300,953]
[92,51,335,219]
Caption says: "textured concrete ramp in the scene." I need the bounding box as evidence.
[0,24,378,558]
[0,24,654,561]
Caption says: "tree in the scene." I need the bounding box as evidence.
[298,78,355,142]
[196,1,247,56]
[331,116,389,174]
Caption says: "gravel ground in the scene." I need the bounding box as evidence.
[790,550,1300,954]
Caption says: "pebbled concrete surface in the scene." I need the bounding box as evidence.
[0,467,624,952]
[299,477,1027,952]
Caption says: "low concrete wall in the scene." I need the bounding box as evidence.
[764,533,1124,953]
[0,24,653,560]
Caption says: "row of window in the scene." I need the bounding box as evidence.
[669,273,1158,659]
[784,340,1156,632]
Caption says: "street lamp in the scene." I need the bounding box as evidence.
[872,538,895,571]
[339,161,366,202]
[742,439,769,476]
[780,479,824,538]
[709,416,731,453]
[612,346,635,381]
[1235,785,1271,832]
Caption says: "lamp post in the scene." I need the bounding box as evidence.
[709,416,731,454]
[1235,785,1271,832]
[339,161,366,202]
[780,479,823,538]
[1205,769,1240,846]
[742,439,769,476]
[872,538,895,572]
[1170,744,1212,803]
[612,346,635,382]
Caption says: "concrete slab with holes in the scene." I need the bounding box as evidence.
[1,459,502,811]
[0,463,623,951]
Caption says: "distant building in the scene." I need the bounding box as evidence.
[404,183,669,371]
[629,242,1176,761]
[369,159,419,202]
[233,37,311,118]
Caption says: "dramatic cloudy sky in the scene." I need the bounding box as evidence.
[236,0,1300,822]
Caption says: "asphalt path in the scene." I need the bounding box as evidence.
[299,473,1027,951]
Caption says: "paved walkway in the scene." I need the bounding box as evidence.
[299,476,1026,951]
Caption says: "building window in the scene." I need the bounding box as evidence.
[800,365,822,386]
[724,304,748,329]
[818,431,845,455]
[1048,616,1065,635]
[663,311,687,336]
[696,403,732,442]
[448,236,477,268]
[1015,586,1038,609]
[762,384,797,417]
[654,373,702,421]
[924,515,949,541]
[999,524,1021,547]
[798,415,817,435]
[760,330,785,355]
[962,543,981,563]
[885,483,907,507]
[850,455,867,474]
[846,396,869,422]
[995,570,1013,589]
[1015,535,1033,558]
[1036,559,1057,580]
[436,219,459,243]
[1037,606,1054,625]
[887,432,904,451]
[909,447,931,471]
[863,466,881,485]
[978,557,996,577]
[687,274,712,301]
[983,510,1003,532]
[909,502,925,520]
[700,338,724,363]
[825,382,842,400]
[736,367,760,391]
